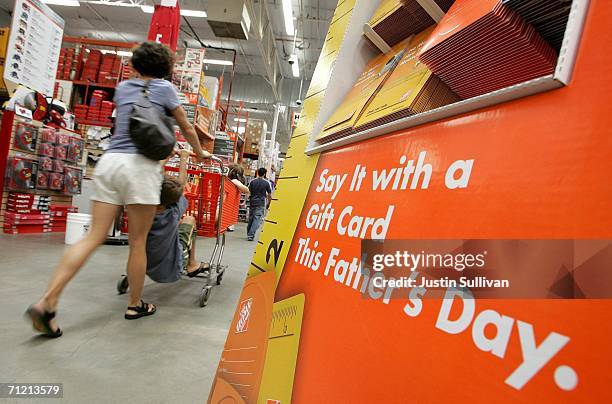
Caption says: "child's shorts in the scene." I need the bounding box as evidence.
[179,223,196,269]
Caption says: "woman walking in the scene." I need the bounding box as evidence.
[26,42,210,337]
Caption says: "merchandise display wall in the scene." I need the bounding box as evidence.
[212,0,611,402]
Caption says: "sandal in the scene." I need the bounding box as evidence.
[186,262,210,278]
[124,301,157,320]
[25,305,63,338]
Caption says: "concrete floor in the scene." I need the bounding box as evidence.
[0,223,255,403]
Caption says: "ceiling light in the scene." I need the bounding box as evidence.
[203,59,233,66]
[290,55,300,78]
[43,0,80,6]
[117,50,133,57]
[141,5,207,18]
[282,0,294,36]
[181,9,207,18]
[234,118,247,123]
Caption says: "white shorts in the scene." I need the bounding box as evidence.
[92,153,163,206]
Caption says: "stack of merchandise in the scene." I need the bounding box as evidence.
[317,39,409,144]
[73,104,89,123]
[244,120,266,156]
[120,62,134,81]
[100,101,115,124]
[98,53,121,84]
[354,27,460,133]
[49,205,78,233]
[56,47,76,80]
[80,49,102,82]
[3,193,52,234]
[418,0,558,99]
[503,0,572,52]
[86,90,110,123]
[365,0,455,51]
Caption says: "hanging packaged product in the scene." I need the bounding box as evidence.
[63,167,82,194]
[13,122,38,152]
[36,170,49,190]
[67,137,84,163]
[354,27,460,133]
[317,39,410,143]
[364,0,453,52]
[418,0,557,100]
[38,142,55,157]
[53,159,65,173]
[38,156,54,171]
[6,156,38,190]
[49,172,64,191]
[39,127,57,144]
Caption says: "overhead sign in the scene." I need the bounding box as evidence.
[4,0,64,96]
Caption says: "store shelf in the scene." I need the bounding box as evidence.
[77,120,113,128]
[72,80,118,89]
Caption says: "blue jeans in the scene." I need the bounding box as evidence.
[247,206,265,240]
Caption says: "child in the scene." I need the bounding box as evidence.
[144,150,207,287]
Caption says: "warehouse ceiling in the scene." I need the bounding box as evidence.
[0,0,338,152]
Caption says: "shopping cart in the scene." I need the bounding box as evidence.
[116,155,241,307]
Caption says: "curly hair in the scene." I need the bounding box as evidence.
[228,163,246,184]
[160,177,183,208]
[131,42,174,79]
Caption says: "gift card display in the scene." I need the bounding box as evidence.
[366,0,455,51]
[503,0,572,52]
[13,123,38,152]
[317,39,410,144]
[355,27,460,132]
[418,0,557,99]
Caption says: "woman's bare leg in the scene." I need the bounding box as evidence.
[124,204,157,312]
[30,201,120,332]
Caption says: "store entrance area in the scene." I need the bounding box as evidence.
[1,225,253,402]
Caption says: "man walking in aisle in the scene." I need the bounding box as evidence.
[247,168,272,241]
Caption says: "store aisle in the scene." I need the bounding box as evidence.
[0,224,254,403]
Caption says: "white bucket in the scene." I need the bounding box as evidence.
[65,213,92,245]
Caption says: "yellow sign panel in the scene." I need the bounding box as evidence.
[257,294,306,404]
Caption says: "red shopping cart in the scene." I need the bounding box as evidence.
[116,155,241,307]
